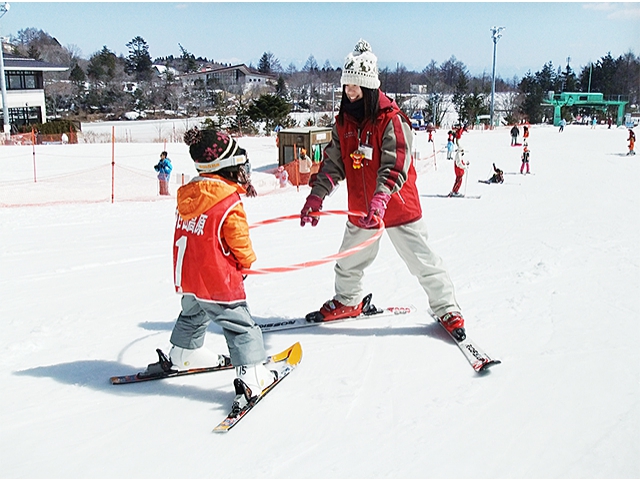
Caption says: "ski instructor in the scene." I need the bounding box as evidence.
[299,39,467,341]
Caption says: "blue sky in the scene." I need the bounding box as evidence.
[1,2,638,79]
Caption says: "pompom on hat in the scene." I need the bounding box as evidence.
[340,39,380,89]
[183,127,247,174]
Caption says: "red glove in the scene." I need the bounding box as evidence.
[359,192,390,228]
[300,194,323,227]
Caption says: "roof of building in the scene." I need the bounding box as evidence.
[2,54,68,72]
[182,63,276,80]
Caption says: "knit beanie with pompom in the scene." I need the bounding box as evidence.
[183,127,247,173]
[340,39,380,89]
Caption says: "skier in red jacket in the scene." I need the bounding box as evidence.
[299,39,466,341]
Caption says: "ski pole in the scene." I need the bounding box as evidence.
[463,163,469,196]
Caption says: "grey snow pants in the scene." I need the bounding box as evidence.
[333,219,460,317]
[170,295,266,366]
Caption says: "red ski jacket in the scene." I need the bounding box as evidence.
[311,91,422,228]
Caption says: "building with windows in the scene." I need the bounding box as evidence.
[1,53,67,130]
[181,64,276,91]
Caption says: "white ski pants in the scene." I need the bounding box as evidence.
[333,219,460,317]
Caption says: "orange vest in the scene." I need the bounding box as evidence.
[173,192,246,304]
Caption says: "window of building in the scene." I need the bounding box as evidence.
[4,71,43,90]
[1,106,42,129]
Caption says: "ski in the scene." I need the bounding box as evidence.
[424,194,482,200]
[258,294,415,333]
[213,342,303,432]
[110,349,233,385]
[429,310,501,373]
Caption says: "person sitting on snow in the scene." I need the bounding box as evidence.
[479,163,504,184]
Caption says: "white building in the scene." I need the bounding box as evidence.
[1,53,67,130]
[181,64,276,91]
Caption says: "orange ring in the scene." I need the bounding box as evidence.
[242,210,384,275]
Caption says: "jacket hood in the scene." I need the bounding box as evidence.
[176,175,246,220]
[377,90,398,113]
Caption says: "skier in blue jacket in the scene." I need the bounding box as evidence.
[154,151,173,195]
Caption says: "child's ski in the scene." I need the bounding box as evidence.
[109,342,302,385]
[213,342,303,432]
[110,349,233,385]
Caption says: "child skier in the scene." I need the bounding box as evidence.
[147,127,280,411]
[275,165,289,188]
[449,148,469,196]
[628,128,636,155]
[446,130,455,160]
[520,145,531,174]
[154,151,173,196]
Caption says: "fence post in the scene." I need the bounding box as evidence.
[111,126,115,203]
[31,128,37,183]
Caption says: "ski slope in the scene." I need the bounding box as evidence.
[0,121,637,478]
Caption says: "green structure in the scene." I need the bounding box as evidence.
[542,91,628,127]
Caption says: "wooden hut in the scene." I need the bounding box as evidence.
[277,127,332,186]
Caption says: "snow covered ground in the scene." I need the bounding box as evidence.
[0,120,637,478]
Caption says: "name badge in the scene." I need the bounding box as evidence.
[360,145,373,160]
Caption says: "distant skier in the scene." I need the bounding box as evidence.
[559,119,566,132]
[454,124,466,147]
[449,148,469,196]
[479,163,504,184]
[520,145,531,174]
[154,151,173,196]
[446,129,455,160]
[275,165,289,187]
[523,125,529,141]
[510,125,520,146]
[628,128,636,155]
[427,123,435,142]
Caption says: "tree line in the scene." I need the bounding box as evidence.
[10,27,640,131]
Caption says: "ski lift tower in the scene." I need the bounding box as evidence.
[490,26,505,129]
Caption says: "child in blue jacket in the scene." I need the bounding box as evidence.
[154,151,173,195]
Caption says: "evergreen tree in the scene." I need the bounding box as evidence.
[87,46,118,82]
[275,75,288,99]
[518,70,546,123]
[302,55,319,73]
[69,64,86,85]
[452,71,469,123]
[125,36,153,81]
[558,61,579,92]
[178,44,198,73]
[247,94,291,134]
[258,52,281,74]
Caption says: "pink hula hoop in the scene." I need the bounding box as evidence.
[242,210,384,275]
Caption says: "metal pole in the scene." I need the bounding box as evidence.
[489,26,504,129]
[0,3,11,140]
